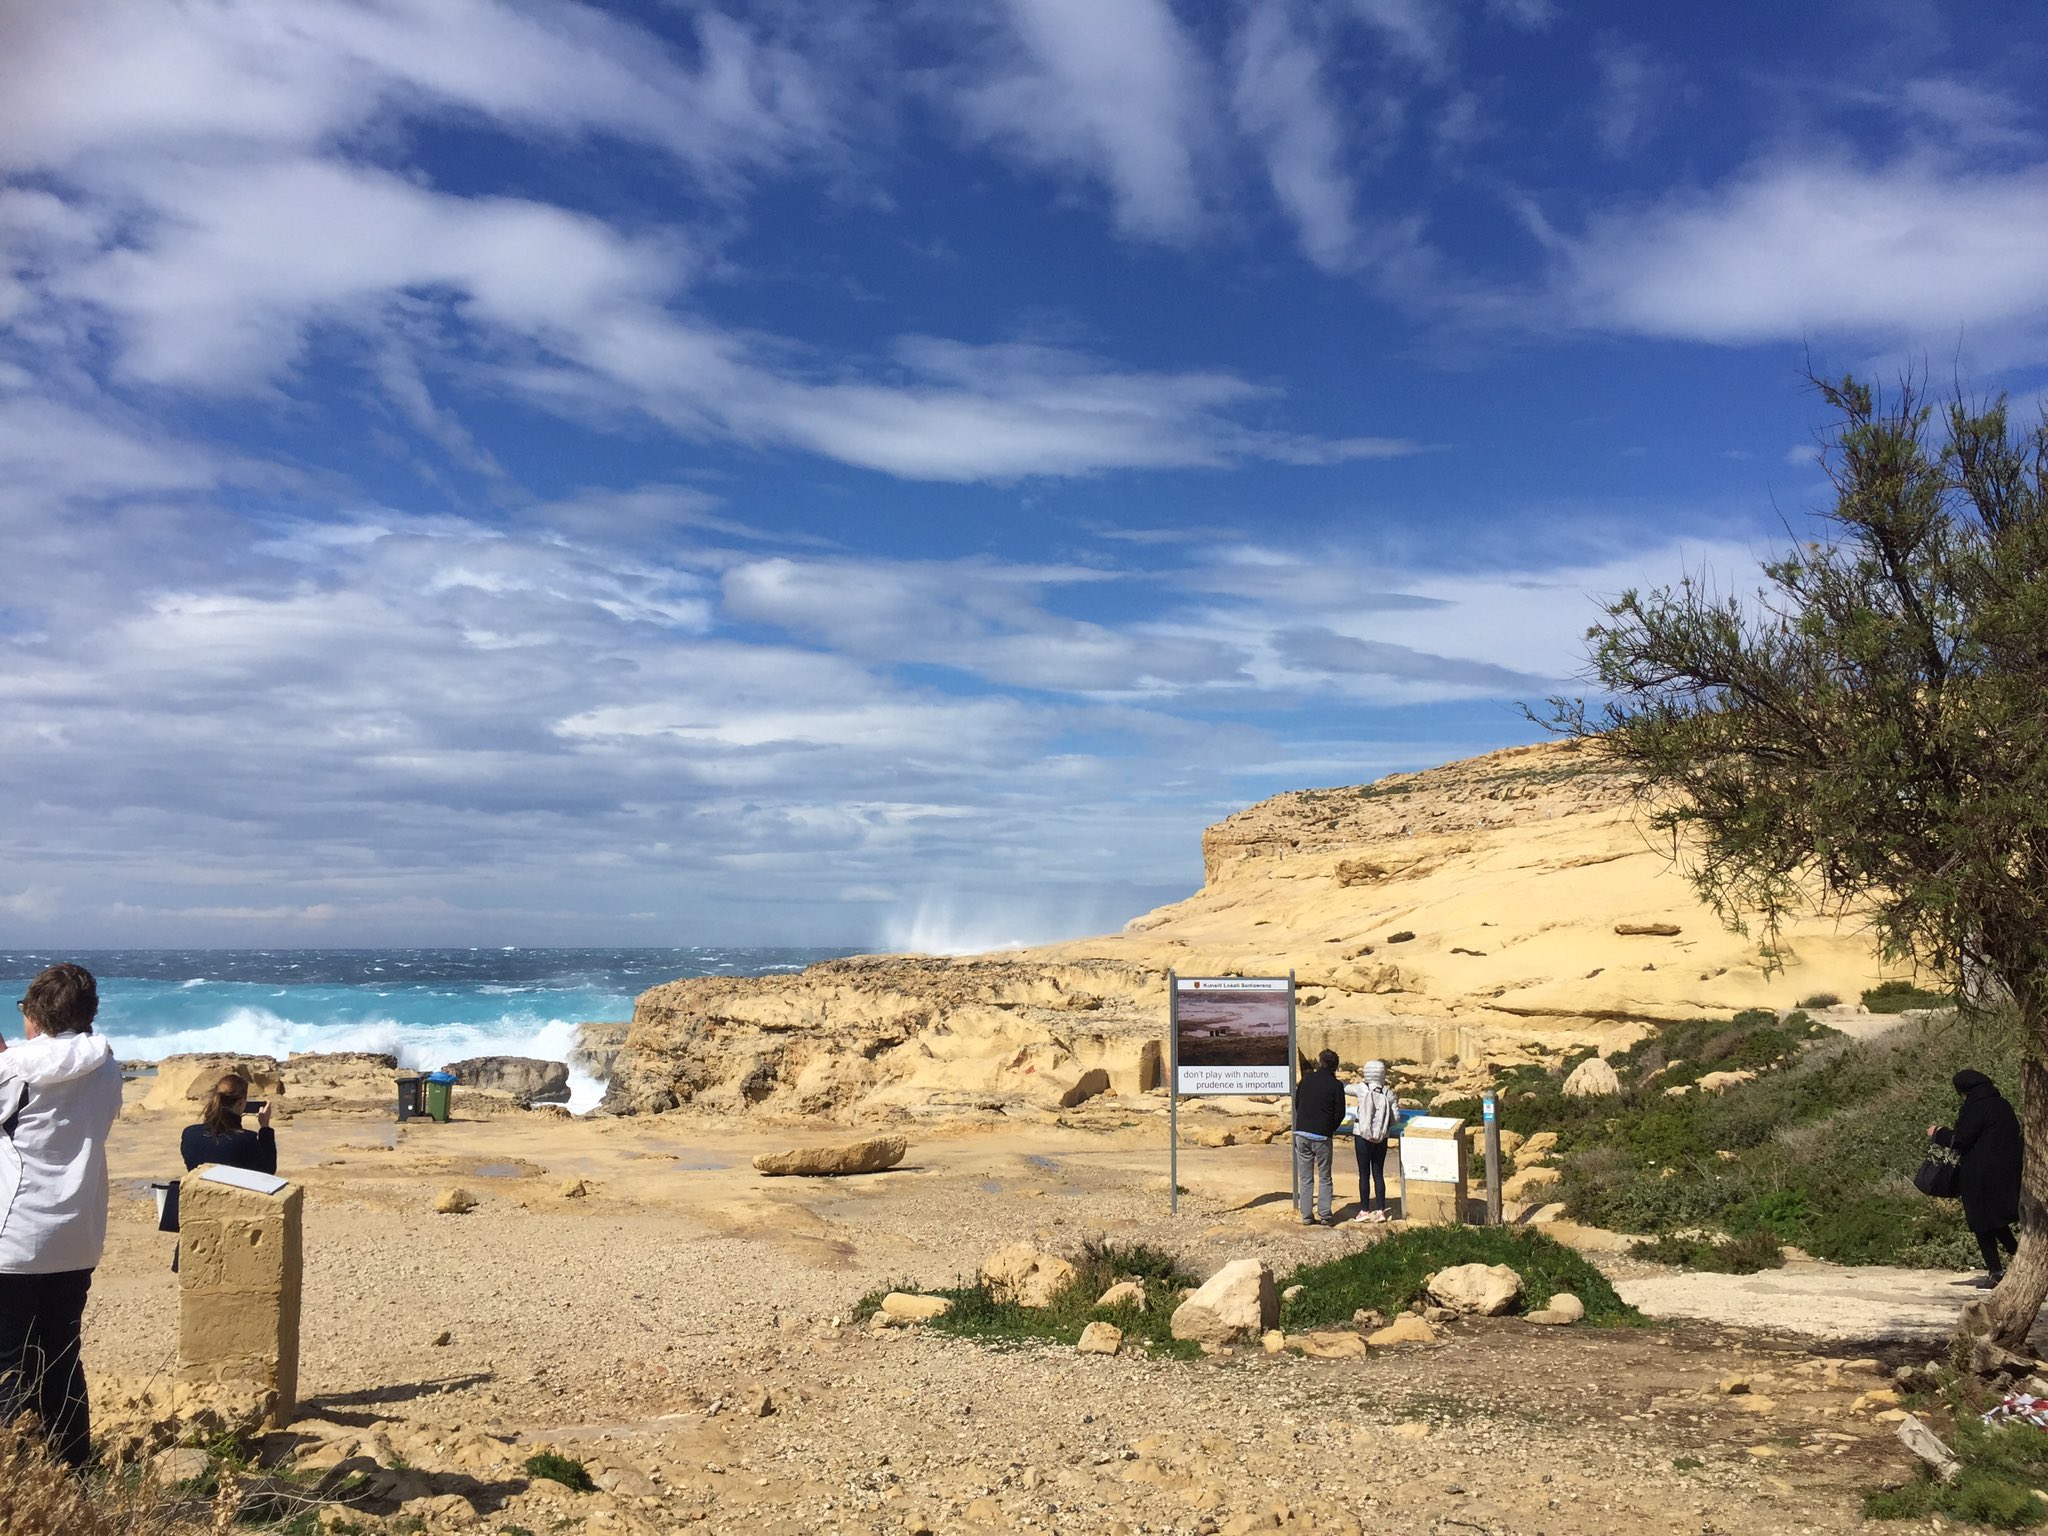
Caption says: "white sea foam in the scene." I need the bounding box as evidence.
[103,1007,610,1114]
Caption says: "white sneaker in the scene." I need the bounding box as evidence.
[1351,1210,1371,1223]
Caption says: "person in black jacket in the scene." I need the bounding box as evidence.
[181,1072,277,1177]
[1930,1069,2023,1285]
[1293,1050,1346,1226]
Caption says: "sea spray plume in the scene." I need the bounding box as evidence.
[880,892,1126,956]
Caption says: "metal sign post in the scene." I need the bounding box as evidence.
[1482,1088,1502,1226]
[1167,969,1179,1215]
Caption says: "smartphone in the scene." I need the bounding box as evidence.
[246,1100,268,1115]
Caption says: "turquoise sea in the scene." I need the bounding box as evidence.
[0,947,857,1113]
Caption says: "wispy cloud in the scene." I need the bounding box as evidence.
[950,0,1214,243]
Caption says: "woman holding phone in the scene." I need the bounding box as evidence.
[181,1073,277,1177]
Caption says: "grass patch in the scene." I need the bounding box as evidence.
[1798,991,1841,1009]
[1628,1228,1785,1273]
[870,1238,1205,1358]
[1865,1371,2048,1527]
[1278,1226,1640,1329]
[1865,979,1957,1013]
[523,1452,596,1493]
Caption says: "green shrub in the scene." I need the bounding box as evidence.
[1799,992,1841,1009]
[1866,1372,2048,1526]
[524,1452,596,1493]
[1628,1228,1784,1273]
[1278,1227,1639,1329]
[1556,1009,2008,1269]
[1865,979,1956,1013]
[877,1237,1204,1358]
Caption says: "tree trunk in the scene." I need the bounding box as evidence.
[1979,1045,2048,1350]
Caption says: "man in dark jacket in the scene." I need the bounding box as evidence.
[1932,1069,2024,1285]
[1294,1049,1346,1226]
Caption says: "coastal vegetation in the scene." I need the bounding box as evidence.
[1277,1226,1636,1329]
[1464,1005,2001,1270]
[1553,374,2048,1343]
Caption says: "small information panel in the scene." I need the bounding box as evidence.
[1398,1116,1463,1184]
[1171,976,1295,1096]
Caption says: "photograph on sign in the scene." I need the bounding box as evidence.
[1173,977,1292,1095]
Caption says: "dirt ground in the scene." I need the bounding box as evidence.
[86,1090,1973,1534]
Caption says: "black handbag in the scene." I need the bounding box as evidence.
[1914,1144,1961,1199]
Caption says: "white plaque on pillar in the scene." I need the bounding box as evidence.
[199,1166,288,1196]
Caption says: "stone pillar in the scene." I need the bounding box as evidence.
[176,1169,303,1425]
[1397,1115,1468,1225]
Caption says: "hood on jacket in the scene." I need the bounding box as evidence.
[1,1031,115,1089]
[1954,1069,2000,1098]
[1361,1060,1387,1086]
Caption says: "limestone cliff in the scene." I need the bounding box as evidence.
[605,739,1908,1120]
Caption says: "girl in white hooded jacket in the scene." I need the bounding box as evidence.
[0,963,123,1469]
[1350,1060,1400,1223]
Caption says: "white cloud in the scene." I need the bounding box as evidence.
[1348,0,1455,76]
[1900,77,2040,152]
[0,0,836,182]
[1560,156,2048,344]
[1232,1,1361,271]
[953,0,1214,242]
[1592,40,1663,159]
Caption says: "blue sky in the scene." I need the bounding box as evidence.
[3,0,2045,949]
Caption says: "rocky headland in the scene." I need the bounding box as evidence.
[602,739,1903,1121]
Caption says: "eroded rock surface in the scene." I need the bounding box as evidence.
[605,740,1919,1120]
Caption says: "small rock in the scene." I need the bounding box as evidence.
[430,1329,451,1347]
[879,1293,954,1325]
[1077,1322,1124,1356]
[1526,1292,1585,1326]
[1852,1388,1903,1413]
[1261,1330,1286,1354]
[557,1178,588,1199]
[1719,1375,1751,1395]
[1367,1315,1439,1347]
[748,1387,773,1418]
[1300,1331,1367,1360]
[433,1187,477,1215]
[1282,1284,1304,1302]
[1096,1280,1147,1310]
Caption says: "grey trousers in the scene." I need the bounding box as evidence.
[1294,1134,1333,1220]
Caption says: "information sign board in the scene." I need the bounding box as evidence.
[1170,976,1294,1096]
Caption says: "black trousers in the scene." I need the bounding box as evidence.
[0,1268,93,1469]
[1975,1224,2019,1278]
[1356,1138,1389,1211]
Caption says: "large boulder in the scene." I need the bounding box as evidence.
[1561,1057,1621,1098]
[1427,1263,1524,1316]
[751,1135,908,1177]
[981,1244,1079,1307]
[444,1055,570,1104]
[1170,1258,1278,1345]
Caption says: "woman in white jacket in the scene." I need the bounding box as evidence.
[0,963,123,1469]
[1350,1060,1400,1224]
